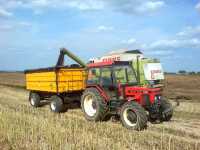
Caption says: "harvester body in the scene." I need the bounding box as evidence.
[90,50,164,87]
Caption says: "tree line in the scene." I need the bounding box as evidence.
[178,70,200,75]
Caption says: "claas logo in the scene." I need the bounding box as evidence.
[151,70,162,80]
[102,56,120,62]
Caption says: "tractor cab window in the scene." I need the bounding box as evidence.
[87,68,100,84]
[100,67,113,87]
[114,65,137,84]
[127,66,137,83]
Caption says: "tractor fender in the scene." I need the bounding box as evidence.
[86,85,110,102]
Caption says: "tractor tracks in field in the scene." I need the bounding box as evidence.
[0,83,25,89]
[149,123,200,141]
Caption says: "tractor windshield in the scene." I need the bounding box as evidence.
[114,65,137,84]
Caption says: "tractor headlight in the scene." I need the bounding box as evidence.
[149,80,155,85]
[154,95,161,103]
[154,96,158,103]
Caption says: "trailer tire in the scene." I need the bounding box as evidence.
[29,92,41,107]
[160,98,173,121]
[120,101,147,131]
[50,96,66,113]
[81,88,108,121]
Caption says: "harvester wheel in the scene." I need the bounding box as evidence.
[81,88,108,121]
[120,101,147,131]
[50,96,67,113]
[29,92,41,107]
[160,98,173,121]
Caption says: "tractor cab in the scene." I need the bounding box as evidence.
[87,61,138,99]
[87,61,137,85]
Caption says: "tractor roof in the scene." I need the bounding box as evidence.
[87,61,131,68]
[108,49,143,55]
[125,49,143,54]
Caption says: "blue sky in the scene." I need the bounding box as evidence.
[0,0,200,72]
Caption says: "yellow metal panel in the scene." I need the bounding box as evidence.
[25,68,86,93]
[26,81,57,92]
[26,72,56,82]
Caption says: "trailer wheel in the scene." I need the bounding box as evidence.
[81,88,108,121]
[50,96,66,113]
[160,98,173,121]
[29,92,41,107]
[120,101,147,131]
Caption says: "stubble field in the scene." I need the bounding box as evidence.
[0,73,199,150]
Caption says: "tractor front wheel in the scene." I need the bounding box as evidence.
[81,88,108,121]
[160,98,173,121]
[120,101,147,131]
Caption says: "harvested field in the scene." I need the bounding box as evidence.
[164,75,200,102]
[0,73,199,150]
[0,72,25,88]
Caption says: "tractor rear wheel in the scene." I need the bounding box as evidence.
[160,98,173,121]
[29,92,41,107]
[50,96,67,113]
[120,101,147,131]
[81,88,108,121]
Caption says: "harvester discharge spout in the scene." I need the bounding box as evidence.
[57,48,86,67]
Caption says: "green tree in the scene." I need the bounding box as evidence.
[178,70,187,74]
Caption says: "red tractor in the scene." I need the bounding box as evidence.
[81,61,173,130]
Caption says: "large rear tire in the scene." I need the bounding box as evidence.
[160,98,173,121]
[120,101,147,131]
[81,88,108,121]
[29,92,41,107]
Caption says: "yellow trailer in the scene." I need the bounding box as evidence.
[25,48,87,112]
[25,68,86,93]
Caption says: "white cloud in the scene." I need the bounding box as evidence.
[122,38,137,44]
[67,0,104,10]
[2,0,104,11]
[136,1,165,13]
[188,38,200,46]
[149,38,200,49]
[150,39,180,49]
[0,24,13,30]
[18,22,32,27]
[31,0,49,7]
[0,21,32,31]
[0,0,165,15]
[0,8,12,17]
[97,25,114,32]
[146,50,174,56]
[120,25,200,58]
[177,26,200,37]
[195,2,200,11]
[105,0,165,14]
[148,25,200,50]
